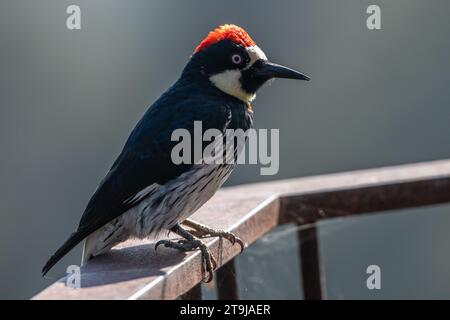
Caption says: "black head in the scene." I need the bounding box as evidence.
[185,25,310,102]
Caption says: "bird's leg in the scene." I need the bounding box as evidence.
[155,224,217,282]
[182,219,245,253]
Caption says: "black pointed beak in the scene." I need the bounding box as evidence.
[254,61,310,81]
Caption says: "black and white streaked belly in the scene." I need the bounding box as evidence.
[83,163,234,259]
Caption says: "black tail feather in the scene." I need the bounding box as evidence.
[42,231,86,276]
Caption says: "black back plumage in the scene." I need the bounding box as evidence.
[42,51,253,275]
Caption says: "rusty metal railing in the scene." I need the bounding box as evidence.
[34,159,450,300]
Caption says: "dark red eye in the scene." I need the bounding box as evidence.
[231,53,243,65]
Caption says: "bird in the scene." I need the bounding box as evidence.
[42,24,310,282]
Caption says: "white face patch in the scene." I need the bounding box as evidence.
[209,46,267,103]
[210,69,255,102]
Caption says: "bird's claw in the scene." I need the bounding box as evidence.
[154,239,172,252]
[154,238,217,283]
[221,232,245,253]
[155,222,244,283]
[199,244,217,283]
[186,226,245,253]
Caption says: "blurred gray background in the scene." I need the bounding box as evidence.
[1,0,450,299]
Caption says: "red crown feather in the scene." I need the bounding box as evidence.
[194,24,256,53]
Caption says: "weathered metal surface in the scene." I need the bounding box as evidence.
[34,198,279,300]
[298,225,327,300]
[179,283,202,300]
[280,177,450,224]
[216,259,239,300]
[33,159,450,300]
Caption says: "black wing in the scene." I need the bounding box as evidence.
[42,87,232,275]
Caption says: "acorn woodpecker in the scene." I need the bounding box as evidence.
[42,24,310,282]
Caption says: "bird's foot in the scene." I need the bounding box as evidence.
[155,224,217,282]
[182,219,245,253]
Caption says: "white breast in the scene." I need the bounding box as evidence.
[82,164,234,260]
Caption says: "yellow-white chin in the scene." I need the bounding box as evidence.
[209,45,267,103]
[209,69,256,102]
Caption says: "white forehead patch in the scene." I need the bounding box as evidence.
[245,46,268,69]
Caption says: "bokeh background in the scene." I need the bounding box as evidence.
[1,0,450,299]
